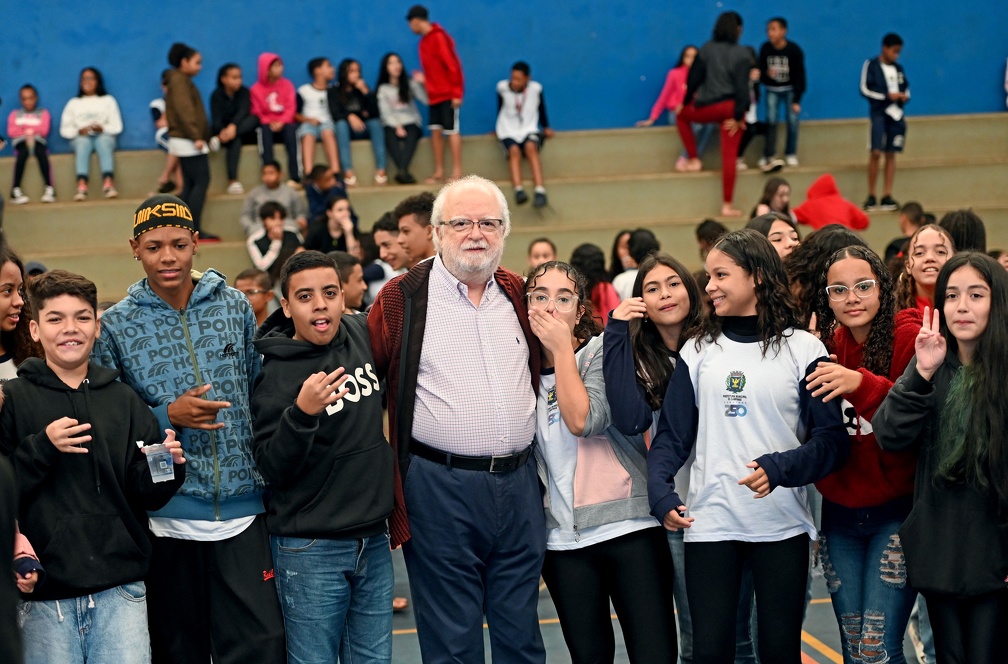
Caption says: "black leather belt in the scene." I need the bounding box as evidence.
[411,440,533,473]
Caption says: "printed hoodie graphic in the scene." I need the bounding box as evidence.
[793,173,870,231]
[250,52,296,124]
[92,269,265,523]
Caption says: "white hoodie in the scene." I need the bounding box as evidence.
[59,95,123,139]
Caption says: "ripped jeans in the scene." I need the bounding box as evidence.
[819,497,917,664]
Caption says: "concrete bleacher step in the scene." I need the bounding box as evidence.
[3,114,1007,201]
[23,203,1008,301]
[6,157,1008,253]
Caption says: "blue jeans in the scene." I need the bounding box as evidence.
[70,134,116,179]
[19,581,150,664]
[819,498,916,664]
[335,117,387,171]
[910,595,936,662]
[272,533,393,664]
[764,88,800,157]
[668,530,693,663]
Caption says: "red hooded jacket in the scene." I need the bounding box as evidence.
[419,23,464,105]
[793,174,870,230]
[250,52,296,125]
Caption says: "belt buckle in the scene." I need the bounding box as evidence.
[489,454,508,474]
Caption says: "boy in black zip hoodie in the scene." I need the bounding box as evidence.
[0,269,185,663]
[251,250,395,663]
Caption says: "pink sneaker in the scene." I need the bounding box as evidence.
[674,156,689,172]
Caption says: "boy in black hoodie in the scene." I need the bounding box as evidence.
[0,269,185,663]
[251,250,395,663]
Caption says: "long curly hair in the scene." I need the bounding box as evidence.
[526,261,603,343]
[629,253,704,410]
[697,229,799,357]
[932,252,1008,512]
[783,224,868,325]
[814,246,895,376]
[0,246,42,366]
[894,224,955,311]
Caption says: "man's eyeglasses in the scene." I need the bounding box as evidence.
[241,289,270,296]
[443,218,504,233]
[526,293,579,313]
[825,279,878,302]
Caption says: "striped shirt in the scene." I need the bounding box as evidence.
[412,256,536,455]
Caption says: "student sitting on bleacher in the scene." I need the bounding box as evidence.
[211,63,259,195]
[59,67,122,201]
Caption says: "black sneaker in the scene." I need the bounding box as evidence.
[879,195,899,211]
[157,181,176,194]
[533,191,547,208]
[515,189,529,205]
[862,195,878,211]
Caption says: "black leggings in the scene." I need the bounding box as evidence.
[686,535,809,664]
[13,141,52,187]
[925,590,1008,663]
[222,130,258,181]
[384,124,422,176]
[541,527,677,664]
[179,154,210,232]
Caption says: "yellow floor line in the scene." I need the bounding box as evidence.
[801,630,843,664]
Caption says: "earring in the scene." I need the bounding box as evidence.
[134,256,139,261]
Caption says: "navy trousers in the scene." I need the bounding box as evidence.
[402,453,547,663]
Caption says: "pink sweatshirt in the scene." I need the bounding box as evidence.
[648,66,688,121]
[250,52,296,124]
[8,109,51,142]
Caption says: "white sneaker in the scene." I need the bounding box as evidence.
[757,156,768,168]
[40,186,56,203]
[785,154,800,167]
[208,136,221,152]
[10,187,29,205]
[736,158,748,171]
[226,181,245,195]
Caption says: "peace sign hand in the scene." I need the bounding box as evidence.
[915,306,946,381]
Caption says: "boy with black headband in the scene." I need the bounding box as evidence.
[92,194,286,664]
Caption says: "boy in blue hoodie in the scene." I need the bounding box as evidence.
[1,269,186,663]
[92,194,285,664]
[251,250,395,663]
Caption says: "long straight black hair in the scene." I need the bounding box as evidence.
[630,252,703,410]
[933,252,1008,511]
[376,53,412,105]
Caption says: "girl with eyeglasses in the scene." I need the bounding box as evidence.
[874,253,1008,661]
[525,260,678,663]
[808,245,922,663]
[648,229,847,663]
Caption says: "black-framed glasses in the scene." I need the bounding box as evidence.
[825,279,878,302]
[444,218,504,233]
[527,292,579,312]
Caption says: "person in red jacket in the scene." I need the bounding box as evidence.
[807,245,922,664]
[250,53,301,185]
[407,5,463,183]
[793,173,870,231]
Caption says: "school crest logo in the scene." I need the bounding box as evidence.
[725,371,746,393]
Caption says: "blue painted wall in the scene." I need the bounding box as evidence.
[4,1,1006,152]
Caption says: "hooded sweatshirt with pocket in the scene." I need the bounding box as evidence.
[251,309,394,539]
[250,52,296,125]
[0,359,185,601]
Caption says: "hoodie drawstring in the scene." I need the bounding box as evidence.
[55,600,64,622]
[87,595,95,609]
[81,379,101,494]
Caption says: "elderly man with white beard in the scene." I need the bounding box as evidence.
[368,175,546,663]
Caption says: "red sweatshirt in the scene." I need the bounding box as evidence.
[816,307,922,508]
[793,173,870,231]
[250,52,296,125]
[419,23,464,105]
